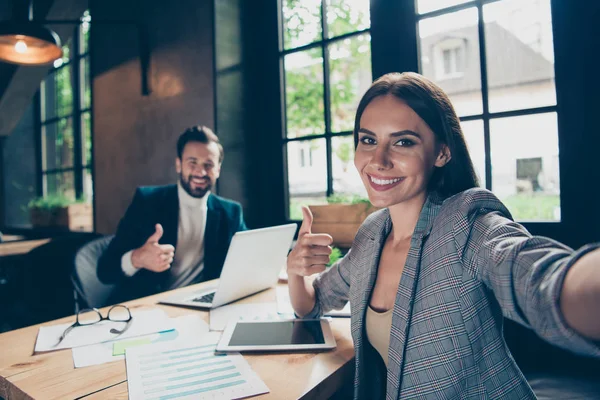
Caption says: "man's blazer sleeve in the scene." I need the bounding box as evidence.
[97,188,148,284]
[236,203,248,232]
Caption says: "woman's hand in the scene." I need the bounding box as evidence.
[287,206,333,278]
[287,206,334,317]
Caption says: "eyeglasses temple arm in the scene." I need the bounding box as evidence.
[54,323,76,347]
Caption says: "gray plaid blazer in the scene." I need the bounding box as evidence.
[304,188,600,399]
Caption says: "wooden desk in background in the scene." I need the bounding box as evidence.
[0,235,26,242]
[0,239,50,257]
[0,281,355,399]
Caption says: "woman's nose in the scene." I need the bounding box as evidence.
[371,146,392,169]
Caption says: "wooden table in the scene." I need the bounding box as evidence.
[0,235,26,242]
[0,281,355,399]
[0,239,50,257]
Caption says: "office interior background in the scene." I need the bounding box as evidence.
[0,0,599,331]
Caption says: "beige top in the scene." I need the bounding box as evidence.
[365,305,394,367]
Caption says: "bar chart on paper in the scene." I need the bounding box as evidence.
[126,333,269,400]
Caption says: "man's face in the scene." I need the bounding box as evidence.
[176,141,221,198]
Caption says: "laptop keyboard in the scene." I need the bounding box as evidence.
[191,292,215,303]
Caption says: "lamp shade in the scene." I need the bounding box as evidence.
[0,21,62,65]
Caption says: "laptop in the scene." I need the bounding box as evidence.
[160,223,297,309]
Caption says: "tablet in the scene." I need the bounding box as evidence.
[216,319,336,352]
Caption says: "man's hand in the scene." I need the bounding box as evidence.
[286,206,333,278]
[131,224,175,272]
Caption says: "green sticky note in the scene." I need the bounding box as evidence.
[113,337,154,356]
[112,329,178,356]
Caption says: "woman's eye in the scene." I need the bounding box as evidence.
[395,139,415,147]
[360,136,376,145]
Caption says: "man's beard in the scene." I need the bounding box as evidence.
[179,173,211,198]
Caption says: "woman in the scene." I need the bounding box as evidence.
[287,72,600,399]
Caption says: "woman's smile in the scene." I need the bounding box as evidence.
[367,173,405,192]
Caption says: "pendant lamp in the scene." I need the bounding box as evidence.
[0,1,62,66]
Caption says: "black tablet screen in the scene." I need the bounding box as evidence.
[228,320,325,346]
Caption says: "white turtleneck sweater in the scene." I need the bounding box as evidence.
[121,183,209,290]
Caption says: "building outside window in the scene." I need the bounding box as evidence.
[38,10,93,229]
[280,0,372,220]
[418,0,559,222]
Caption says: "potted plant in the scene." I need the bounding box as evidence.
[309,194,378,248]
[28,195,93,231]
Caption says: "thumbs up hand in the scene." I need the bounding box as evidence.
[131,224,176,272]
[286,206,334,278]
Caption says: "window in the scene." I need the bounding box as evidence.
[417,0,559,222]
[433,37,466,79]
[281,0,372,220]
[39,11,93,223]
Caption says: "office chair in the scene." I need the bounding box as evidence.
[71,235,116,311]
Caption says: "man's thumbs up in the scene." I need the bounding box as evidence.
[147,223,164,244]
[131,223,174,272]
[298,206,313,237]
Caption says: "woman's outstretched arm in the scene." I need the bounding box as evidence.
[560,248,600,340]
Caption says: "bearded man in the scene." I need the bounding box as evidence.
[97,125,247,302]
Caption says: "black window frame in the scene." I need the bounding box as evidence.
[37,15,92,205]
[416,0,559,201]
[279,0,372,220]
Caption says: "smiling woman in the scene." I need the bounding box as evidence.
[287,72,600,399]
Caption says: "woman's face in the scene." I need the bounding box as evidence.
[354,95,449,209]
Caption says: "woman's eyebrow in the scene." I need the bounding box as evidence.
[390,130,421,139]
[358,128,421,138]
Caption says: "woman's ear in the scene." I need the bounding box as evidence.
[435,145,451,167]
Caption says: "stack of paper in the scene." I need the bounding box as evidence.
[72,314,209,368]
[126,333,269,400]
[35,308,175,353]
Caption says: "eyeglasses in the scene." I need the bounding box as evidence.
[55,304,133,346]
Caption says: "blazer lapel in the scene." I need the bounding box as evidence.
[386,193,443,400]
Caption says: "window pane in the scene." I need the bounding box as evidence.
[55,66,74,118]
[59,42,71,65]
[490,113,560,222]
[285,48,325,138]
[326,0,370,38]
[460,119,486,188]
[83,168,94,203]
[417,0,473,15]
[332,136,367,197]
[484,0,556,113]
[41,74,56,122]
[283,0,322,49]
[44,171,75,200]
[81,111,92,166]
[419,8,482,117]
[287,139,327,219]
[81,56,91,109]
[42,118,74,171]
[80,11,91,54]
[329,34,372,133]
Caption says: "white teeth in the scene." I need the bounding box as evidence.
[370,176,401,185]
